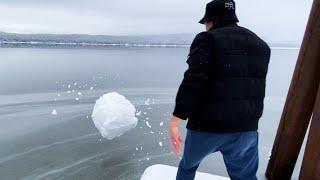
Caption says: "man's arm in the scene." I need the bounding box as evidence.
[173,32,212,120]
[169,32,212,156]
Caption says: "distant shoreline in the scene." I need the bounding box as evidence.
[0,31,300,50]
[0,41,299,50]
[0,41,189,48]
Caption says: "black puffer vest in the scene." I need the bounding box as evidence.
[187,22,271,132]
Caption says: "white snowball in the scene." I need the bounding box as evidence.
[91,92,138,140]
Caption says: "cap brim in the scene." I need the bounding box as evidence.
[198,17,207,24]
[198,14,239,24]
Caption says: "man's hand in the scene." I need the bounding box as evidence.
[169,115,183,156]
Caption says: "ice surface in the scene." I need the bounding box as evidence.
[140,164,230,180]
[91,92,138,140]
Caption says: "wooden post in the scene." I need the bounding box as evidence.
[299,83,320,179]
[266,0,320,179]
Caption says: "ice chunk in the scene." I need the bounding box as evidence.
[136,111,142,116]
[51,109,58,115]
[145,98,151,105]
[145,121,152,128]
[140,164,229,180]
[91,92,138,140]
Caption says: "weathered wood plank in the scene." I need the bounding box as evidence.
[299,83,320,180]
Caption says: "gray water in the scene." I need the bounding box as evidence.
[0,47,306,180]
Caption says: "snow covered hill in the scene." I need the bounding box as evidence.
[0,31,194,47]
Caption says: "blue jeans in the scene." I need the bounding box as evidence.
[176,130,259,180]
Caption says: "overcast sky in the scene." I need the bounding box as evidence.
[0,0,312,44]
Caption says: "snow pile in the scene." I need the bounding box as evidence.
[91,92,138,140]
[140,164,229,180]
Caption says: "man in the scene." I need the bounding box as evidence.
[169,0,271,180]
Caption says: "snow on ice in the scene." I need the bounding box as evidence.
[91,92,138,140]
[140,164,229,180]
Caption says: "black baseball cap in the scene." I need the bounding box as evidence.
[199,0,239,24]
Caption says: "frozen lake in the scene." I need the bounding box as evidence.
[0,47,306,179]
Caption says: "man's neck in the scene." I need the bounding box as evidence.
[209,21,238,31]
